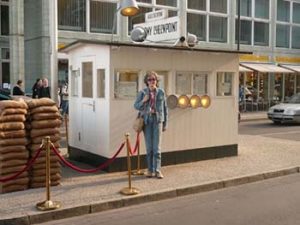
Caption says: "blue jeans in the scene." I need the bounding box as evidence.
[143,115,162,173]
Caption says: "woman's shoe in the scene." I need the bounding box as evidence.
[156,171,164,179]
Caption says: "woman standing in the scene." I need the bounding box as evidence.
[38,78,51,98]
[32,78,42,98]
[134,71,168,179]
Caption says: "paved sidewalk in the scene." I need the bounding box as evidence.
[1,133,300,225]
[240,111,268,121]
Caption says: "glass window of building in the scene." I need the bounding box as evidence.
[293,2,300,23]
[0,5,9,36]
[82,62,93,98]
[90,1,117,34]
[58,0,86,32]
[97,69,105,98]
[1,62,9,87]
[71,69,79,97]
[276,24,290,48]
[1,48,9,60]
[235,19,252,45]
[176,72,192,95]
[255,0,269,19]
[210,0,227,14]
[209,16,227,43]
[277,0,290,22]
[216,72,233,96]
[193,73,208,95]
[137,0,152,3]
[292,26,300,49]
[239,0,252,17]
[284,74,295,100]
[254,21,269,46]
[187,13,206,41]
[296,75,300,93]
[188,0,206,10]
[156,0,177,7]
[114,70,138,99]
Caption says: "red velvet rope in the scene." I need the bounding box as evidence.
[51,142,125,173]
[0,146,43,183]
[129,132,140,156]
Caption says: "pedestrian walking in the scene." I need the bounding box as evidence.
[12,79,25,96]
[134,71,168,179]
[38,78,51,98]
[32,78,42,99]
[60,81,69,116]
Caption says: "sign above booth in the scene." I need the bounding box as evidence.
[133,16,180,42]
[145,9,168,22]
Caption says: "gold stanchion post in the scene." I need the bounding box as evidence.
[120,133,140,195]
[36,137,61,211]
[64,114,69,155]
[132,133,144,175]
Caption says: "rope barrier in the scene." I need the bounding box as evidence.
[0,146,43,183]
[129,132,140,156]
[50,142,125,173]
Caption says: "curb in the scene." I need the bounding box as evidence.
[1,166,299,225]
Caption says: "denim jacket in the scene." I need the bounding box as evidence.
[134,87,168,129]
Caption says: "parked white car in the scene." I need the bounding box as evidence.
[267,93,300,124]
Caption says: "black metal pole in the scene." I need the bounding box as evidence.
[237,0,241,51]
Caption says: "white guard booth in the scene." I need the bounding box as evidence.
[60,41,249,172]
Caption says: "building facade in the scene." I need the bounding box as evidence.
[1,0,300,102]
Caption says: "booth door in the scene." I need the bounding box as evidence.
[81,60,97,151]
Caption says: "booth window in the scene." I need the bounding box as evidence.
[155,71,168,94]
[97,69,105,98]
[176,71,208,95]
[114,70,138,99]
[217,72,233,96]
[82,62,93,98]
[71,69,79,97]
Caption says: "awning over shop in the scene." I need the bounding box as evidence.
[239,65,253,72]
[240,63,294,73]
[279,64,300,73]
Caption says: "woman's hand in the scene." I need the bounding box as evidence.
[142,94,149,103]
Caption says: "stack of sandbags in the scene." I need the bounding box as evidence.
[27,98,62,188]
[0,99,29,193]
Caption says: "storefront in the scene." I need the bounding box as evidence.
[239,63,299,112]
[60,41,250,171]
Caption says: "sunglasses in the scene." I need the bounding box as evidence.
[147,78,156,82]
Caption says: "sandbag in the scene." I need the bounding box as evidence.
[0,165,25,175]
[32,167,61,176]
[0,130,26,139]
[0,122,25,131]
[30,128,60,138]
[30,106,59,115]
[0,100,28,111]
[0,151,29,161]
[27,98,56,109]
[34,155,60,164]
[1,175,29,187]
[31,134,61,144]
[0,114,26,123]
[1,159,28,169]
[0,137,28,147]
[0,145,26,154]
[30,180,60,188]
[31,112,61,121]
[31,119,62,129]
[29,142,60,152]
[0,108,27,116]
[30,173,61,183]
[0,184,28,193]
[32,161,60,170]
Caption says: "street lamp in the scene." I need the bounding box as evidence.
[111,0,140,42]
[119,0,139,16]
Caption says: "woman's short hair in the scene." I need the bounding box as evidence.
[143,71,159,87]
[17,80,23,85]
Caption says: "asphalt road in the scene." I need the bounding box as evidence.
[39,173,300,225]
[239,120,300,141]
